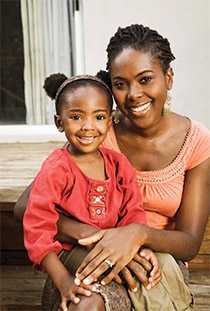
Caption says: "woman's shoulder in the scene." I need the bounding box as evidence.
[183,118,210,169]
[190,119,210,136]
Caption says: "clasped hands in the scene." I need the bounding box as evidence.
[74,225,161,292]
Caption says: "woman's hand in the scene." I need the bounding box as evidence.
[117,249,161,292]
[75,224,146,286]
[139,248,161,289]
[121,252,152,291]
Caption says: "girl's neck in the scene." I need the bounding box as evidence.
[67,144,100,162]
[67,145,106,181]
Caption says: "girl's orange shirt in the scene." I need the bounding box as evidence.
[103,120,210,229]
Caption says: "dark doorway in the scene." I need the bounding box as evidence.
[0,0,26,124]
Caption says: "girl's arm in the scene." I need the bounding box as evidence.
[42,252,92,308]
[76,158,210,285]
[14,184,98,242]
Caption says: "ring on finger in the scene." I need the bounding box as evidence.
[105,259,114,268]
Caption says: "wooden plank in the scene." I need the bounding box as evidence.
[1,279,45,291]
[0,265,46,279]
[0,142,63,203]
[0,291,43,306]
[1,266,209,310]
[0,306,41,311]
[189,270,210,285]
[189,255,210,271]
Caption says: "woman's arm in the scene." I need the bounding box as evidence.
[144,158,210,259]
[56,214,98,244]
[14,183,32,221]
[75,158,210,284]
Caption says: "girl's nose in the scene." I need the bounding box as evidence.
[81,118,94,130]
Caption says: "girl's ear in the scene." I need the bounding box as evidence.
[54,115,64,132]
[108,113,113,127]
[165,67,174,90]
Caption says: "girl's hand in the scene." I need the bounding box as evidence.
[58,274,92,310]
[75,224,146,286]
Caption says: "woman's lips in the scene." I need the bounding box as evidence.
[128,102,152,115]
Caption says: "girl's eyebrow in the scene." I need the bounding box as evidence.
[66,108,109,113]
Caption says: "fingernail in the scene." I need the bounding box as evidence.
[101,280,105,285]
[86,290,91,296]
[147,284,152,290]
[74,297,80,304]
[132,287,138,292]
[83,277,92,285]
[74,278,80,286]
[91,283,100,292]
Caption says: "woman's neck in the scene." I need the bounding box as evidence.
[119,114,172,139]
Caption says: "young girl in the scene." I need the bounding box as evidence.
[23,74,159,311]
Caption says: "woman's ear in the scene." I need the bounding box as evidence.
[54,115,64,132]
[165,67,174,90]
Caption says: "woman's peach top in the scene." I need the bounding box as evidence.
[103,120,210,229]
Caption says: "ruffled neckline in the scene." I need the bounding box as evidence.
[111,119,195,183]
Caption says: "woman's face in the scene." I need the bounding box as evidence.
[110,48,173,129]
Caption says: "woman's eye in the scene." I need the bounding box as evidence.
[96,114,106,120]
[140,76,152,84]
[112,81,126,89]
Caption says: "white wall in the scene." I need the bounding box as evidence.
[81,0,210,128]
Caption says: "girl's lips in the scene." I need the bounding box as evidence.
[77,136,95,145]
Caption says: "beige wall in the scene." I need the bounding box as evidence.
[81,0,210,128]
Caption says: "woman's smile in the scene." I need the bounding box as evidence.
[127,101,152,117]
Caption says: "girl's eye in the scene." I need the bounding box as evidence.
[96,114,106,120]
[70,115,81,120]
[140,76,152,84]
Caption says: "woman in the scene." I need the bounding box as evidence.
[15,24,210,310]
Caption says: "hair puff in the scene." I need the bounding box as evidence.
[43,73,67,99]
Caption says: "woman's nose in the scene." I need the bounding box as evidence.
[128,82,143,101]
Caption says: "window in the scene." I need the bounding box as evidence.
[0,0,26,124]
[0,0,84,127]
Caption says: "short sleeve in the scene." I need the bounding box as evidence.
[187,122,210,170]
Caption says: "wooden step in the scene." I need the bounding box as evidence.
[1,265,210,310]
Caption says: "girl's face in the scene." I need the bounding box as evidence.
[110,48,173,129]
[55,85,112,155]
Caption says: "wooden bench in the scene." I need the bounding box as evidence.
[0,142,209,310]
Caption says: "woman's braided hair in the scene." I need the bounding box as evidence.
[97,24,175,87]
[106,24,175,74]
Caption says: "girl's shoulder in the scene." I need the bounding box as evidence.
[39,147,73,174]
